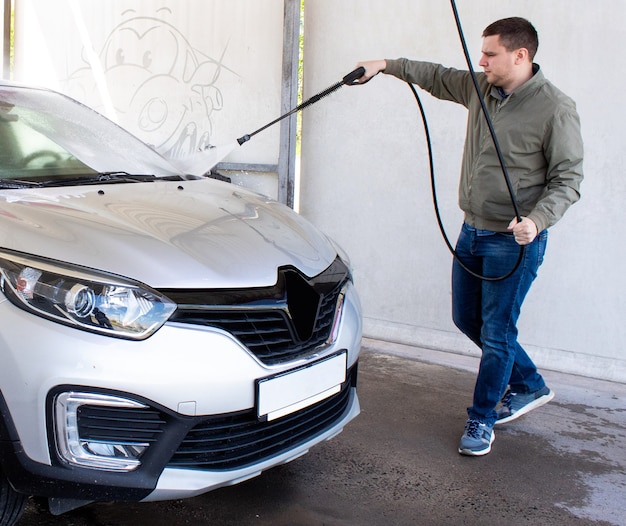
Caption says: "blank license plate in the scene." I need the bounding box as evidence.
[257,351,347,421]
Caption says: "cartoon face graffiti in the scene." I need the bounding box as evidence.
[67,9,231,160]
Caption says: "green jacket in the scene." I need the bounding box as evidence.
[384,59,583,232]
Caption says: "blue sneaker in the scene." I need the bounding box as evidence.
[495,386,554,425]
[458,419,495,456]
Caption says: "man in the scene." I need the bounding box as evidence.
[356,17,583,456]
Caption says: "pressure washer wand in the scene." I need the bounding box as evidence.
[237,66,365,145]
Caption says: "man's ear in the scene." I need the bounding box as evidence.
[515,47,530,64]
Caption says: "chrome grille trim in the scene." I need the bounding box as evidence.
[160,257,350,365]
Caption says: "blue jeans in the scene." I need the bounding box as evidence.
[452,223,548,426]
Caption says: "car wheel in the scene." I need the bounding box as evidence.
[0,470,27,526]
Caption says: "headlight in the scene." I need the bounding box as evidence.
[0,249,176,340]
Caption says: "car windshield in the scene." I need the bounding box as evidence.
[0,84,184,185]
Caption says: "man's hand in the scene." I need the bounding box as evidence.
[353,60,387,84]
[508,217,538,245]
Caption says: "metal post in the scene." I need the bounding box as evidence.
[278,0,301,208]
[2,0,11,79]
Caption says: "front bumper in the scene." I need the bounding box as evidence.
[0,281,361,503]
[144,382,360,501]
[0,369,359,503]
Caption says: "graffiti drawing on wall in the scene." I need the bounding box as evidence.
[66,7,235,161]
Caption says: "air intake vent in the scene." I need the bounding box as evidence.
[167,365,356,470]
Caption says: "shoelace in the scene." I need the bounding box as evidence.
[500,390,514,409]
[464,419,482,438]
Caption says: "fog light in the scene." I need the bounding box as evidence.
[54,392,149,472]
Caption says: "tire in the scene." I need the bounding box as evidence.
[0,470,27,526]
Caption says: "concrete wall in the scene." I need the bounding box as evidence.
[301,1,626,382]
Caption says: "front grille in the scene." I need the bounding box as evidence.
[161,257,350,365]
[167,365,357,471]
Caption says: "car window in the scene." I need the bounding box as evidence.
[0,85,183,182]
[0,116,96,178]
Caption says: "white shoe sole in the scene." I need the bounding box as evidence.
[458,430,495,456]
[495,389,555,426]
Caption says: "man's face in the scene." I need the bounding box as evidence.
[478,35,518,89]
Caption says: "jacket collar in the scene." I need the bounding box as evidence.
[490,63,544,101]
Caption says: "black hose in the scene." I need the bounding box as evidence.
[410,0,525,282]
[407,83,523,282]
[450,1,523,224]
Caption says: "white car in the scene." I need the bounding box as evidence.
[0,82,361,525]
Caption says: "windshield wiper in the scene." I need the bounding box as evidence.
[0,172,184,189]
[0,178,43,189]
[32,172,163,187]
[96,172,160,183]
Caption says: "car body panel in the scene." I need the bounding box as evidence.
[0,180,336,289]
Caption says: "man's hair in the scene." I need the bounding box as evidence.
[482,17,538,61]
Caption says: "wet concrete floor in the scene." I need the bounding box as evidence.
[19,339,626,525]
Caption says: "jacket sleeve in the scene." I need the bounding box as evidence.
[384,58,476,107]
[526,106,584,232]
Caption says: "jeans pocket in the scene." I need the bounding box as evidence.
[536,230,548,266]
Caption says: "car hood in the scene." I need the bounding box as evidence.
[0,179,336,288]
